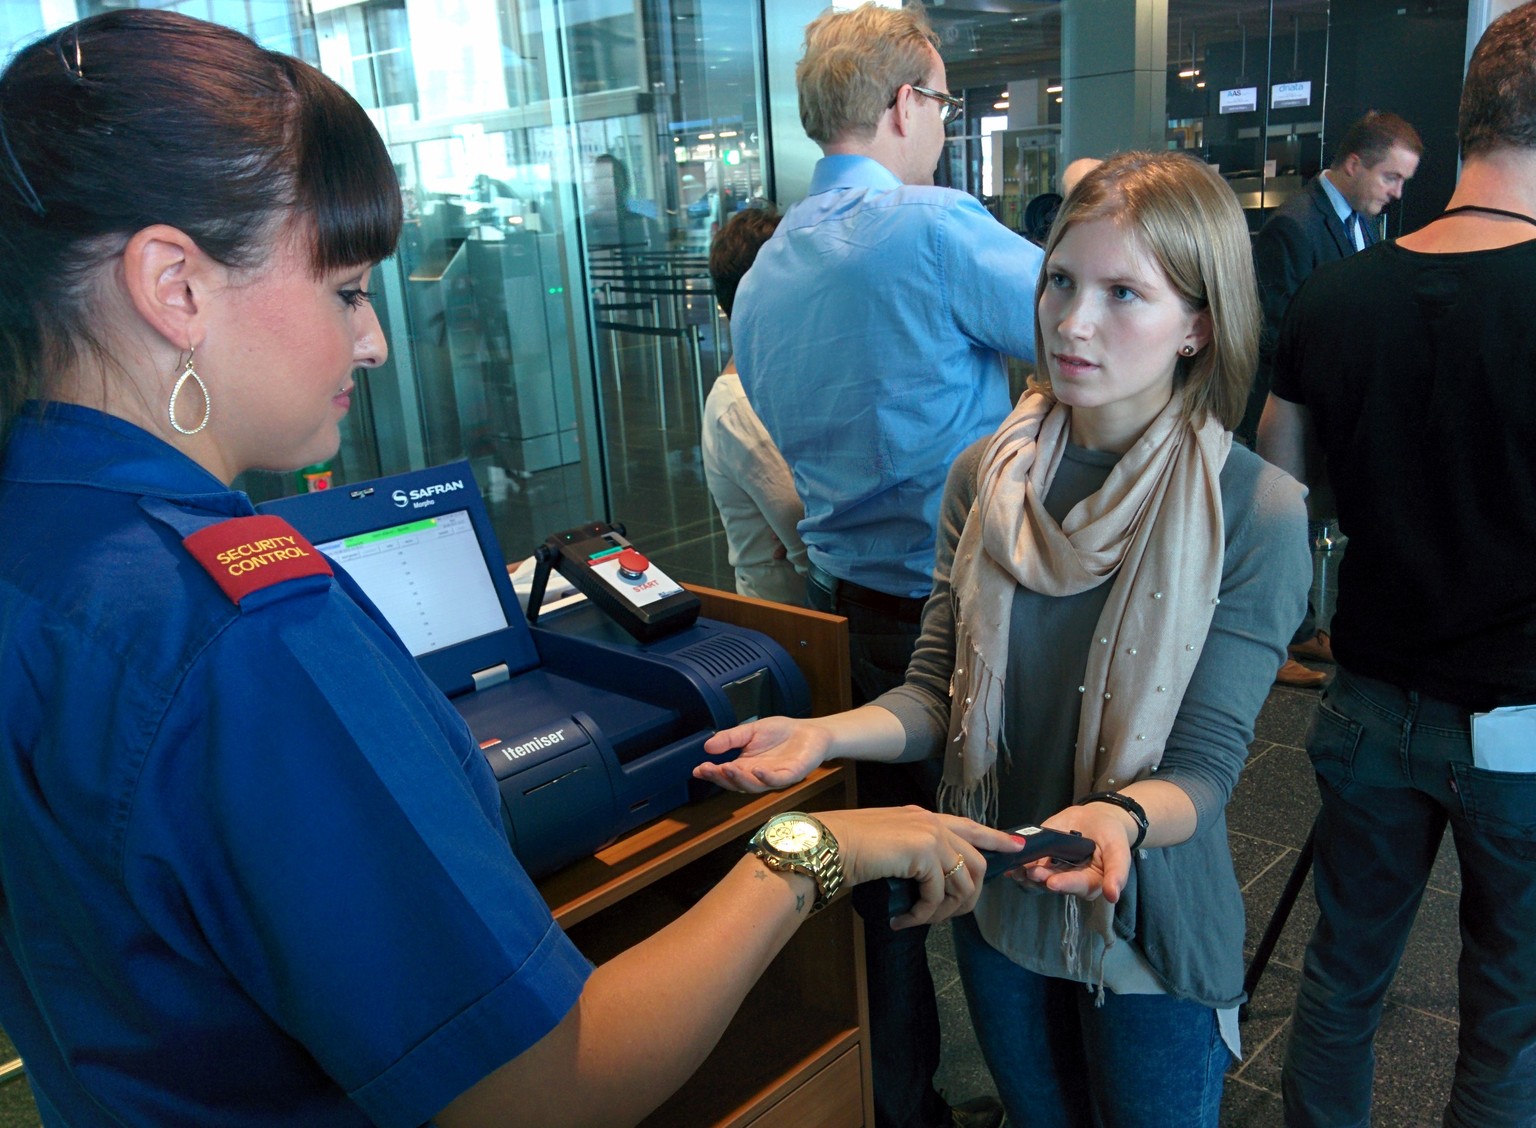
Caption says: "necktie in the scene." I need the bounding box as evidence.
[1349,212,1368,252]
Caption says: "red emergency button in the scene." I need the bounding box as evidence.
[616,548,650,579]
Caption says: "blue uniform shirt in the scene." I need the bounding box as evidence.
[0,405,591,1126]
[731,154,1044,599]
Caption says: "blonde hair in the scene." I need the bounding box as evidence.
[1031,151,1258,431]
[797,2,939,145]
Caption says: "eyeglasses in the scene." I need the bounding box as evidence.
[904,83,963,125]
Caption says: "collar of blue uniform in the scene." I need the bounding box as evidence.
[4,401,248,516]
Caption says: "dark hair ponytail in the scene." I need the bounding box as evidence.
[0,9,402,424]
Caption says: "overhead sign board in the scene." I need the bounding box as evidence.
[1272,81,1313,109]
[1220,87,1258,114]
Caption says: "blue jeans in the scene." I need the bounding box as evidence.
[1283,668,1536,1128]
[952,913,1229,1128]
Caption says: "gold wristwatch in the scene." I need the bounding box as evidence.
[748,811,844,913]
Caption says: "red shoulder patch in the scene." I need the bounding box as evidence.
[183,515,333,605]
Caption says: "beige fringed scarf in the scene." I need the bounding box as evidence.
[939,386,1230,831]
[939,388,1230,982]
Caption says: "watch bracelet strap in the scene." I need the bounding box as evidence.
[1077,790,1149,850]
[808,841,843,909]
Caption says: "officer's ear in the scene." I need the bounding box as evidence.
[121,225,218,351]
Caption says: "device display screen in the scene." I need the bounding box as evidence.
[315,509,508,655]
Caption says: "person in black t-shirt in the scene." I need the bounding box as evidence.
[1249,111,1422,688]
[1258,6,1536,1124]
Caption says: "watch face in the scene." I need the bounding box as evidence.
[765,816,820,854]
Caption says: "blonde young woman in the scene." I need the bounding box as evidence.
[700,151,1312,1127]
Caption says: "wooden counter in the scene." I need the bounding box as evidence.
[536,585,870,1126]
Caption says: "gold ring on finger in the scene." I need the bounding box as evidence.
[942,852,965,879]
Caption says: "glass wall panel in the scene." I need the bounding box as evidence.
[305,0,604,565]
[2,0,766,587]
[930,3,1063,233]
[1168,0,1331,231]
[573,0,764,583]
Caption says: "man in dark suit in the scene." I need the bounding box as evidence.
[1243,111,1421,686]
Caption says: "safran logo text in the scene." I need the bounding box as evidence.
[392,480,466,508]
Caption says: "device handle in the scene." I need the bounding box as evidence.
[869,827,1096,920]
[525,544,558,625]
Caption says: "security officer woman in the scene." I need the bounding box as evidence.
[0,12,1019,1126]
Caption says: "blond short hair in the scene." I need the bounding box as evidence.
[797,2,939,145]
[1031,151,1259,432]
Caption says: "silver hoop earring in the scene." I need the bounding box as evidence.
[168,348,210,436]
[1179,344,1197,357]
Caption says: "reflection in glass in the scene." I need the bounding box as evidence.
[181,0,769,584]
[1166,0,1331,230]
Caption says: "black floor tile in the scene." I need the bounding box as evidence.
[1229,958,1301,1091]
[1243,996,1456,1127]
[1429,829,1462,899]
[1240,844,1317,973]
[1220,1074,1285,1126]
[1367,1003,1459,1125]
[1386,886,1461,1022]
[1252,686,1324,751]
[1229,829,1294,897]
[928,918,960,994]
[1228,740,1319,849]
[935,977,999,1112]
[0,1082,38,1128]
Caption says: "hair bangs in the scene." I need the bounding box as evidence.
[292,65,402,275]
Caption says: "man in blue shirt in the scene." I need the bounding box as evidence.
[734,11,1040,673]
[728,5,1041,1127]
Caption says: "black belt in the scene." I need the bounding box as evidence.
[807,562,928,623]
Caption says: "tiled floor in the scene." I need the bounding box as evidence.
[0,341,1465,1126]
